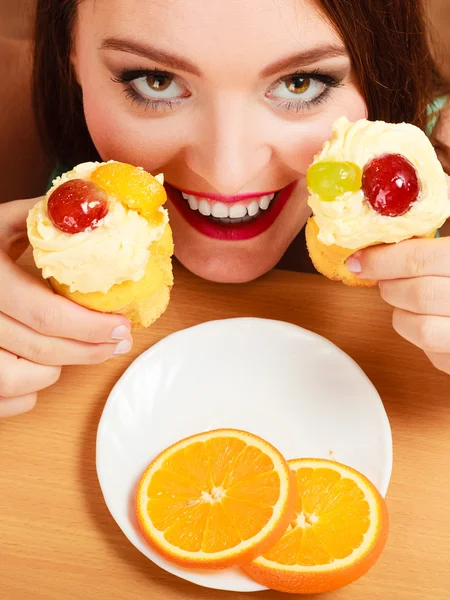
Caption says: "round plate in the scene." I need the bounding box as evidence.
[96,318,392,592]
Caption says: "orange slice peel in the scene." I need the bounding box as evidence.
[135,429,296,569]
[241,458,389,594]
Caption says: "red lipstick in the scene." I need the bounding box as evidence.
[166,182,296,241]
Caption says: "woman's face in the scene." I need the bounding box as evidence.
[74,0,366,282]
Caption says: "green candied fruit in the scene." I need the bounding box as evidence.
[306,161,362,202]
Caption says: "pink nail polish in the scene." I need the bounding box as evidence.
[111,325,131,340]
[346,256,362,274]
[114,339,132,355]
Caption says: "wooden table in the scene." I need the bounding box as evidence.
[2,258,450,600]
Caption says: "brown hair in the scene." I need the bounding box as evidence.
[33,0,444,168]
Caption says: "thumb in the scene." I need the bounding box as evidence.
[0,197,42,259]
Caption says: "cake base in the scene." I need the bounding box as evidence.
[49,225,174,329]
[305,217,378,288]
[305,218,437,288]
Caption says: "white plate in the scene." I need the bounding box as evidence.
[96,318,392,593]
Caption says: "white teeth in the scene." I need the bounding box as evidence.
[181,194,198,210]
[211,202,229,218]
[247,201,259,217]
[259,194,274,210]
[182,193,198,210]
[155,173,164,184]
[198,199,211,216]
[188,197,198,210]
[228,204,247,218]
[183,191,276,220]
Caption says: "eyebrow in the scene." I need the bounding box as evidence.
[100,38,202,76]
[100,38,347,79]
[260,44,348,78]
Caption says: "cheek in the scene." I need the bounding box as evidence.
[279,89,367,175]
[81,89,182,172]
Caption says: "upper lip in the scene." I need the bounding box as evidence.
[168,185,278,204]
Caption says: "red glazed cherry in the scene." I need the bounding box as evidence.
[48,179,109,234]
[362,153,420,217]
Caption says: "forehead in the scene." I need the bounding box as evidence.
[77,0,342,67]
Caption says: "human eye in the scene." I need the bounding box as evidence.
[111,69,191,112]
[266,70,342,113]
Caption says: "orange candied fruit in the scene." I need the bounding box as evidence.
[91,162,166,223]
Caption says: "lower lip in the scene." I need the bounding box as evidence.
[166,182,297,241]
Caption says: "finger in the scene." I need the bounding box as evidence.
[392,308,450,353]
[424,351,450,375]
[346,237,450,281]
[379,277,450,317]
[0,198,40,257]
[0,197,39,237]
[0,347,61,397]
[0,312,132,366]
[0,197,40,229]
[0,393,37,418]
[0,253,131,344]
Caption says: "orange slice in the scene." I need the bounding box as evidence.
[91,161,166,223]
[135,429,296,569]
[242,458,389,594]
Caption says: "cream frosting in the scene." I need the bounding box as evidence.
[307,117,450,249]
[27,161,168,294]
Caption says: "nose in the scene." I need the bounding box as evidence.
[184,95,271,194]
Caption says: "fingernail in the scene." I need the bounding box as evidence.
[111,325,131,340]
[114,339,132,355]
[346,252,362,274]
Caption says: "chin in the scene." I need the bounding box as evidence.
[173,238,287,283]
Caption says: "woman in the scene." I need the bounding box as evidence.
[1,0,449,417]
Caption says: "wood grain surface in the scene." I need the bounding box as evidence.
[1,257,450,600]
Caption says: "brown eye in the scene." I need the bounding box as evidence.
[146,73,173,92]
[285,76,311,95]
[132,72,186,100]
[268,73,337,113]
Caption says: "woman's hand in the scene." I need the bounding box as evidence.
[0,198,133,418]
[347,234,450,374]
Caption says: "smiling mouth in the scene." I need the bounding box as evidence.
[181,192,276,223]
[166,183,296,241]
